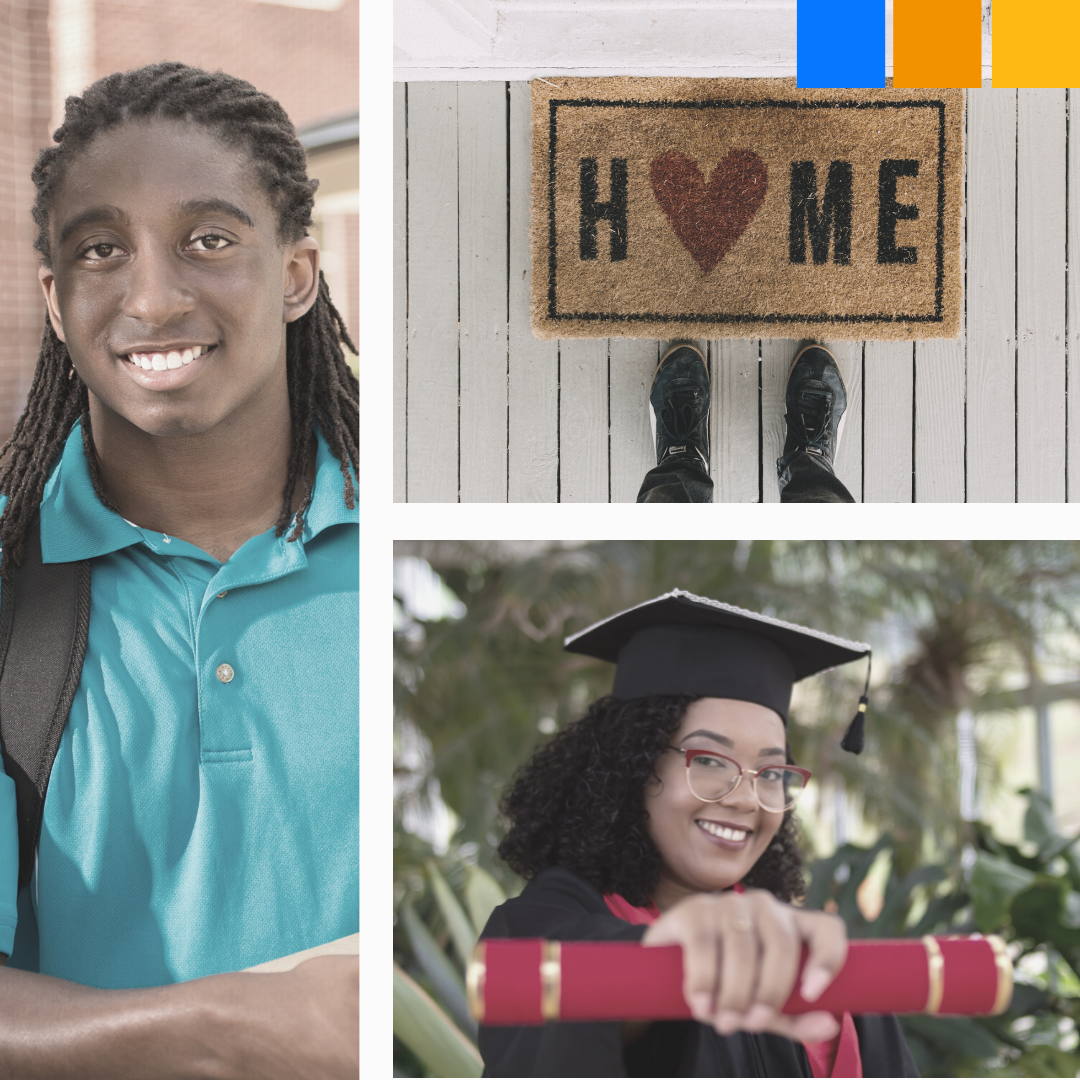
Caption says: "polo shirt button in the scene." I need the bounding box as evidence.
[216,663,235,684]
[217,591,228,598]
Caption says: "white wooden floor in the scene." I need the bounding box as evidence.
[394,82,1080,503]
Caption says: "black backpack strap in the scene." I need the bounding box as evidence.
[0,518,91,890]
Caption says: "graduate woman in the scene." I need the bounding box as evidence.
[479,591,919,1077]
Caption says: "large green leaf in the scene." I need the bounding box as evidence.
[1011,882,1080,955]
[428,860,477,967]
[393,964,483,1078]
[969,852,1035,932]
[465,865,507,938]
[400,902,477,1039]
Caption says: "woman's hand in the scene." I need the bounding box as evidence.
[641,889,846,1043]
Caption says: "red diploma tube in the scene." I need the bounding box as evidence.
[468,935,1012,1025]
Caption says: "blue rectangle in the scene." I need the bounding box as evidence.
[797,0,886,88]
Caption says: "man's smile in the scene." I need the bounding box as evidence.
[116,342,218,390]
[122,343,215,370]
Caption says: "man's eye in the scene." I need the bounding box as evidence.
[82,243,120,261]
[188,233,232,251]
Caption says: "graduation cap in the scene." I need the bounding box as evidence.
[564,589,873,753]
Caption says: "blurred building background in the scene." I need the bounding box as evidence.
[0,0,358,442]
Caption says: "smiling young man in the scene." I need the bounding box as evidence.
[0,64,359,1078]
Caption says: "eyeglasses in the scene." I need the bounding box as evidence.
[669,748,812,812]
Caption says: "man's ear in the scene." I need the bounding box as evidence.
[283,238,320,325]
[37,265,66,343]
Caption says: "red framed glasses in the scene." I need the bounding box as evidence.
[672,748,812,812]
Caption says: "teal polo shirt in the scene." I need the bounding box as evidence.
[0,421,358,989]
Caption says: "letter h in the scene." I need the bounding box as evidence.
[579,158,628,261]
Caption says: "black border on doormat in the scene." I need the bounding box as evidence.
[546,97,947,325]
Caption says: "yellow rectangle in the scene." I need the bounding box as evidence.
[995,0,1080,88]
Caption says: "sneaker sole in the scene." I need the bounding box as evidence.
[785,342,848,453]
[649,342,710,473]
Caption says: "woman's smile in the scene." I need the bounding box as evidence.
[694,818,753,848]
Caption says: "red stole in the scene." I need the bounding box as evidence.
[602,887,863,1079]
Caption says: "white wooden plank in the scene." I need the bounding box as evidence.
[915,337,966,502]
[558,338,610,501]
[966,88,1017,502]
[458,81,509,502]
[1016,88,1067,502]
[914,99,968,506]
[609,339,659,503]
[863,342,913,502]
[713,339,760,503]
[394,83,408,503]
[507,80,559,502]
[405,82,460,502]
[1069,88,1080,502]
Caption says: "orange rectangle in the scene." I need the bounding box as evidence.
[994,0,1080,88]
[893,0,981,88]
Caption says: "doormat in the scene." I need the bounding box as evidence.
[530,78,964,341]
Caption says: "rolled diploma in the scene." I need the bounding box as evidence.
[243,933,360,973]
[469,935,1012,1024]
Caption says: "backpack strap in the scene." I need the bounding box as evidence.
[0,518,91,890]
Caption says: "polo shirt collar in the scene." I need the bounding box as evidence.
[40,421,357,565]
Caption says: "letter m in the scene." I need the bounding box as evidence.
[789,161,853,265]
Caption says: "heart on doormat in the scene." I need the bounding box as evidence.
[649,149,768,273]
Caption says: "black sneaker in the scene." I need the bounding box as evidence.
[650,343,710,474]
[777,344,847,476]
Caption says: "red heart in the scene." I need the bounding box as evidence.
[649,150,768,273]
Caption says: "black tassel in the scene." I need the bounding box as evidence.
[841,696,868,754]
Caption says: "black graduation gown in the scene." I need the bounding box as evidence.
[478,867,920,1078]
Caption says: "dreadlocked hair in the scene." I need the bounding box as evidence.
[497,695,807,907]
[0,61,358,578]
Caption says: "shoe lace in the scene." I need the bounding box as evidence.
[662,384,706,440]
[793,380,833,451]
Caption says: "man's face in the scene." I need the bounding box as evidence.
[40,117,317,438]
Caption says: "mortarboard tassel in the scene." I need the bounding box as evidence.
[840,652,872,755]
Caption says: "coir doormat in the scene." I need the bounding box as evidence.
[530,78,963,341]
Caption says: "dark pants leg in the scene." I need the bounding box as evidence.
[636,458,714,503]
[777,451,855,503]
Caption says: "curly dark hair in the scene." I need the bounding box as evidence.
[0,62,358,578]
[497,695,806,907]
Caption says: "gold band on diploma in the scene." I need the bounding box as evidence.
[922,936,944,1014]
[466,941,487,1023]
[987,935,1013,1016]
[540,941,562,1021]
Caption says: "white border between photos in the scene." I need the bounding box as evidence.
[359,0,393,1070]
[391,501,1080,542]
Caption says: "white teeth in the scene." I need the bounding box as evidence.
[127,344,209,369]
[697,821,748,842]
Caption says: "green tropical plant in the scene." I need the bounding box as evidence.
[393,846,511,1077]
[803,789,1080,1077]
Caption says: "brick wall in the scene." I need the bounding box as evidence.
[87,0,358,132]
[0,0,51,439]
